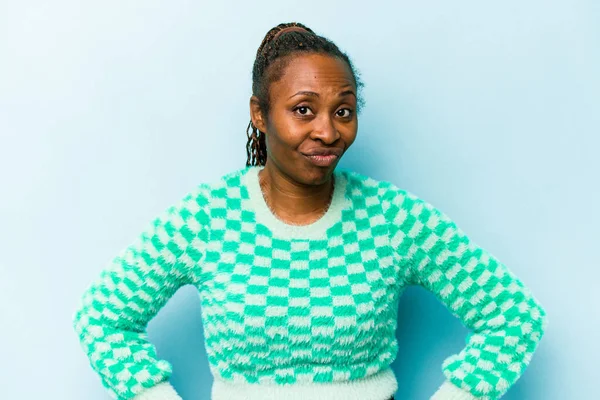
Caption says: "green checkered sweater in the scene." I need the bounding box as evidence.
[73,165,548,400]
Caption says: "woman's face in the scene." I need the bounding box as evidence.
[250,53,358,186]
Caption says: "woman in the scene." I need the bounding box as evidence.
[73,22,548,400]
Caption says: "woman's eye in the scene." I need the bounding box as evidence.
[294,106,313,116]
[337,108,353,118]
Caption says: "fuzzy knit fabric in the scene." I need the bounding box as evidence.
[73,165,548,400]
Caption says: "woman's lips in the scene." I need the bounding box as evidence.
[303,154,339,167]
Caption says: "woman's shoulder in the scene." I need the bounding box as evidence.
[339,168,438,224]
[339,168,413,202]
[190,166,249,195]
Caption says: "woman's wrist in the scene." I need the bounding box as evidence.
[132,382,182,400]
[430,380,479,400]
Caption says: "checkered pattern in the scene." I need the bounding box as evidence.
[73,166,547,400]
[383,188,548,399]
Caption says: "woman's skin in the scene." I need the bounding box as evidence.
[249,53,358,225]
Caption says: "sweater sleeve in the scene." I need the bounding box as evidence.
[72,185,211,400]
[384,188,548,400]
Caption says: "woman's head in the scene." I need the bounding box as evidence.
[247,22,364,185]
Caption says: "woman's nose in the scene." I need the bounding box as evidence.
[310,114,340,144]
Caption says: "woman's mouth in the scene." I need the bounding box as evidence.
[303,154,339,167]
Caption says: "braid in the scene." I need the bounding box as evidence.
[246,22,365,167]
[245,121,267,167]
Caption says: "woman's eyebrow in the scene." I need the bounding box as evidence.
[288,90,356,99]
[339,89,356,98]
[288,91,319,99]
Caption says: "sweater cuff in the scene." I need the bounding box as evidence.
[132,382,182,400]
[430,380,478,400]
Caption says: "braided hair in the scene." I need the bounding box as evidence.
[246,22,365,167]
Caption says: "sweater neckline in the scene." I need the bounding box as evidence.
[242,165,348,239]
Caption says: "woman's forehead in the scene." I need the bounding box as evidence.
[272,54,355,96]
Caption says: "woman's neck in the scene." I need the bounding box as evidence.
[258,163,334,225]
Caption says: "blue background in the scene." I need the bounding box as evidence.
[1,1,598,398]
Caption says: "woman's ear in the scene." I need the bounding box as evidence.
[249,96,267,133]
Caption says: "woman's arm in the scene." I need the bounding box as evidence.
[384,188,548,400]
[72,184,211,400]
